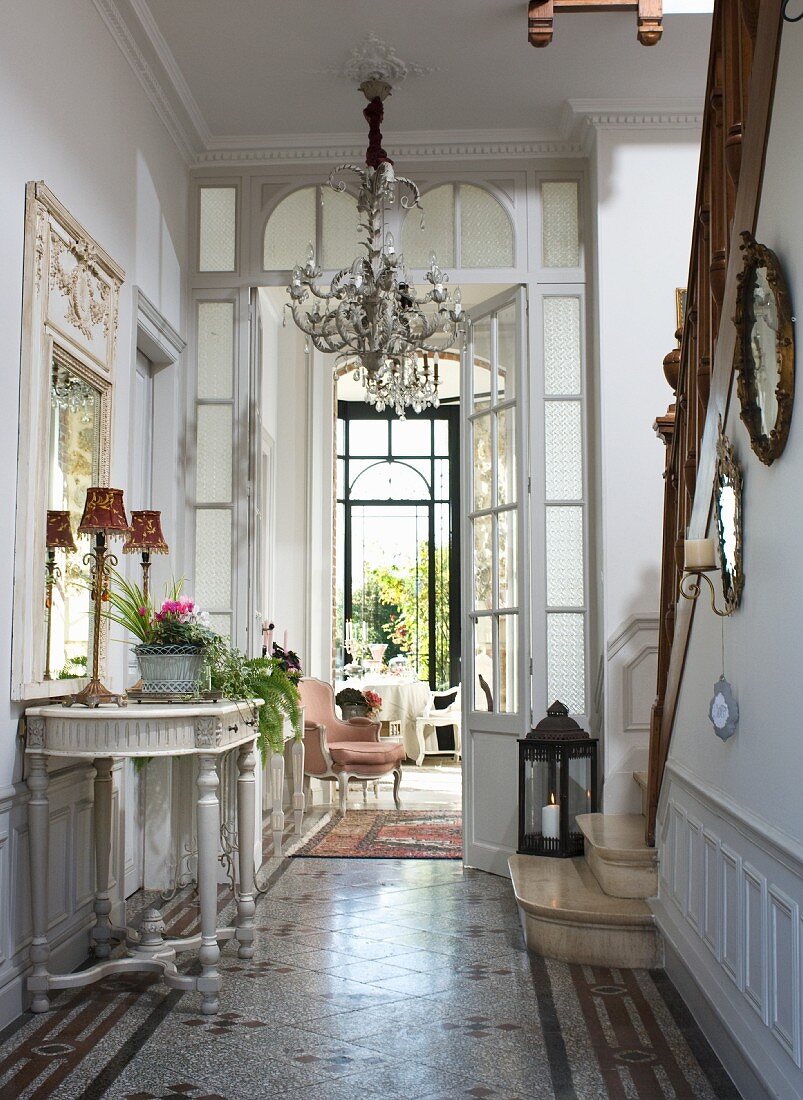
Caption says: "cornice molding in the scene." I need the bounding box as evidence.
[197,129,585,167]
[91,0,207,162]
[565,97,703,152]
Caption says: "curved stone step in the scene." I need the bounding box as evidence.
[509,854,660,969]
[576,813,658,899]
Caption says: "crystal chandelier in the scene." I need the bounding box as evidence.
[286,78,466,417]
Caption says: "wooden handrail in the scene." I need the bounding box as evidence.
[645,0,783,846]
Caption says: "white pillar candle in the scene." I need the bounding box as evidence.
[542,797,560,840]
[684,538,717,572]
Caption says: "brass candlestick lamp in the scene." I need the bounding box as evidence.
[66,487,130,708]
[44,510,76,681]
[123,510,169,603]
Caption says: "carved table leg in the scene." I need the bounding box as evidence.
[235,740,256,960]
[27,753,51,1012]
[270,750,285,856]
[196,753,221,1015]
[289,739,305,834]
[92,757,114,960]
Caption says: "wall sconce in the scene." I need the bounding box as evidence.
[680,538,731,618]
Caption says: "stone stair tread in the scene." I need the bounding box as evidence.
[576,813,656,864]
[509,854,654,928]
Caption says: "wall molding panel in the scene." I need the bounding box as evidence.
[655,765,803,1098]
[604,615,659,812]
[0,766,125,1028]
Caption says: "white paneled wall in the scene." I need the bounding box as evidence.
[655,766,803,1098]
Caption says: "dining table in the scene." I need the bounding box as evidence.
[338,674,431,763]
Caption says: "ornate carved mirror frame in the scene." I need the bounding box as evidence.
[714,421,744,616]
[12,182,123,700]
[734,230,795,465]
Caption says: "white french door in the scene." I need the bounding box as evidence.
[461,287,530,876]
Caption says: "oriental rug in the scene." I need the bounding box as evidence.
[289,809,463,859]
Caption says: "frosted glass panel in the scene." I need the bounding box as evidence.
[460,185,514,268]
[542,181,579,268]
[547,613,585,714]
[208,614,231,640]
[546,507,584,607]
[473,515,493,610]
[499,613,518,714]
[544,297,581,396]
[195,509,232,610]
[264,187,316,270]
[197,302,234,399]
[545,402,583,500]
[196,405,233,503]
[401,185,454,268]
[322,188,359,271]
[199,187,236,272]
[498,510,517,609]
[473,415,492,511]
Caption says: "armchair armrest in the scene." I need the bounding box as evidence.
[302,721,333,777]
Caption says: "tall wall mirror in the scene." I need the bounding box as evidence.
[714,421,743,615]
[13,182,122,700]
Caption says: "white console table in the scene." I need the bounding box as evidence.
[24,700,259,1016]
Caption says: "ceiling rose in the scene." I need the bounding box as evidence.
[326,33,438,85]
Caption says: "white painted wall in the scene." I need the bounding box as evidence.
[590,127,701,811]
[655,28,803,1099]
[0,0,188,1026]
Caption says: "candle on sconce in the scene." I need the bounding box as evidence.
[684,538,717,572]
[542,793,560,840]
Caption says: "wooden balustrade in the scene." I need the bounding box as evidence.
[645,0,782,845]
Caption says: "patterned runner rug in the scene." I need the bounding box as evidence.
[289,809,462,859]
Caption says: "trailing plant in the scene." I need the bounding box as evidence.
[206,636,302,761]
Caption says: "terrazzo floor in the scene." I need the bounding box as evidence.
[0,850,740,1100]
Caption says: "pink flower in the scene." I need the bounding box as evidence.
[137,606,148,617]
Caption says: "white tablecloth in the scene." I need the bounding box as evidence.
[339,676,431,762]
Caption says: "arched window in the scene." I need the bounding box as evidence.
[263,186,360,271]
[401,183,514,269]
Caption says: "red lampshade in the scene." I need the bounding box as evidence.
[123,510,169,554]
[46,510,76,551]
[77,487,130,539]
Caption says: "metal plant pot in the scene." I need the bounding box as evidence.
[340,703,369,721]
[134,644,205,694]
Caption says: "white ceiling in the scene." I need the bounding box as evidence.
[139,1,712,144]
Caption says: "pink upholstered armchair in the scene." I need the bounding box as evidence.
[298,678,404,815]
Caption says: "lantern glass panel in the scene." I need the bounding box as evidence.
[568,752,593,844]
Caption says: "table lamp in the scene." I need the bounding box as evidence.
[44,510,76,681]
[123,510,169,603]
[67,487,130,707]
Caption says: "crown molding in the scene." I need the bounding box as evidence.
[196,128,584,168]
[91,0,208,162]
[564,97,703,152]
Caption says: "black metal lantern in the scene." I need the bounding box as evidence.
[518,701,599,858]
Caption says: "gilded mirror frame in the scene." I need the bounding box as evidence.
[734,230,795,465]
[714,421,744,615]
[12,182,123,700]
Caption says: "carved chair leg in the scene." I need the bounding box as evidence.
[337,772,349,815]
[392,767,402,810]
[361,780,368,802]
[373,781,379,799]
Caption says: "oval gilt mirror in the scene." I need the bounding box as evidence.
[734,231,795,465]
[714,421,743,614]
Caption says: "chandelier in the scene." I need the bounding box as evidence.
[286,78,466,417]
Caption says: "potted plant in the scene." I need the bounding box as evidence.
[104,574,217,694]
[363,689,383,719]
[335,686,369,721]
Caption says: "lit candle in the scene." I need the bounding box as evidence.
[542,793,560,840]
[684,538,717,572]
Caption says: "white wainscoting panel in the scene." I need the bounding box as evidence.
[654,761,803,1099]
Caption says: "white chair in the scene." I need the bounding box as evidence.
[413,685,462,767]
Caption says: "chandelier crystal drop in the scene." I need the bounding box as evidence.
[285,78,467,418]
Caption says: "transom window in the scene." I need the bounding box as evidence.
[401,184,514,269]
[263,186,359,271]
